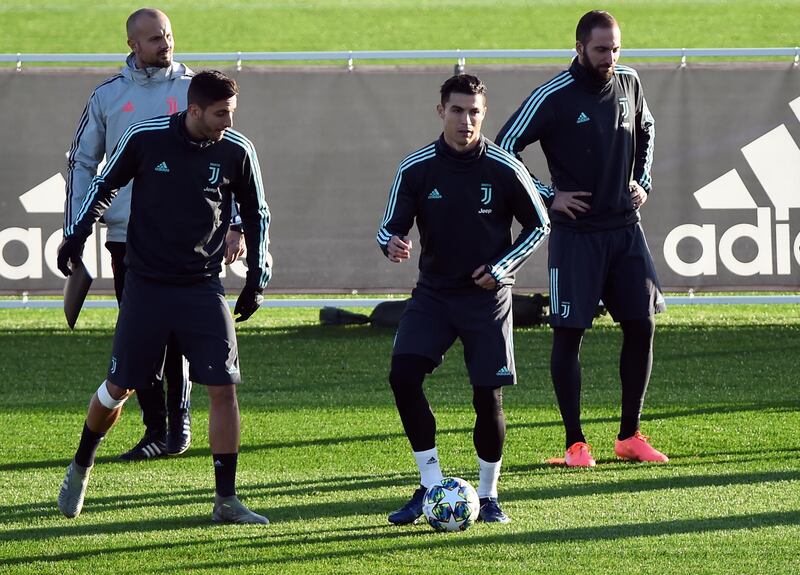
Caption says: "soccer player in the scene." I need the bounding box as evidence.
[378,74,550,524]
[63,8,246,461]
[57,70,271,524]
[496,10,668,467]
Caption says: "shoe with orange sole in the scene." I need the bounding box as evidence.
[615,431,669,463]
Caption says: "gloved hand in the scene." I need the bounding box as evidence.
[234,285,264,323]
[57,235,86,277]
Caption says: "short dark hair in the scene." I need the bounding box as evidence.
[188,70,239,109]
[126,8,163,39]
[576,10,618,46]
[440,74,487,106]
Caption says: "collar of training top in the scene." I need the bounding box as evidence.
[569,57,615,95]
[437,133,486,164]
[174,111,217,149]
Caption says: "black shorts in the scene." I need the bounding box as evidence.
[548,223,666,329]
[392,285,516,387]
[107,272,240,389]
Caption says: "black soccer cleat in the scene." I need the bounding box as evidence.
[119,432,167,461]
[388,485,426,525]
[166,411,191,455]
[478,497,511,523]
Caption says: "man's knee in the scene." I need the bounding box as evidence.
[472,386,503,418]
[389,354,435,394]
[620,316,655,341]
[96,380,133,409]
[207,384,237,405]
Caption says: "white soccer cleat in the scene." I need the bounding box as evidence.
[212,495,269,525]
[58,460,92,518]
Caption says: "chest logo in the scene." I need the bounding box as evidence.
[208,162,221,185]
[618,97,630,119]
[122,101,135,113]
[428,188,442,200]
[480,183,493,205]
[576,112,590,124]
[619,97,631,128]
[166,96,179,115]
[154,161,169,173]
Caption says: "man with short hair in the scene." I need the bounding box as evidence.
[378,74,550,525]
[496,10,668,467]
[57,70,271,524]
[64,7,245,461]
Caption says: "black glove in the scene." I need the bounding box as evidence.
[57,235,86,277]
[234,285,264,323]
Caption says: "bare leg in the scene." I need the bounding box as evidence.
[207,384,239,453]
[86,380,134,434]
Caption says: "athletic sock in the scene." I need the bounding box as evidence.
[477,456,501,499]
[74,421,105,468]
[551,327,586,449]
[212,453,238,497]
[619,318,655,441]
[413,447,443,488]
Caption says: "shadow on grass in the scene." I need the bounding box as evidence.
[4,401,795,474]
[152,509,800,572]
[2,468,798,541]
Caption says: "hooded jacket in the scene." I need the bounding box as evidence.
[64,54,193,242]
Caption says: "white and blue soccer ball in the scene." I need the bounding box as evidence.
[422,476,480,532]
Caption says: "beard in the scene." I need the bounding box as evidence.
[586,58,614,82]
[141,50,172,69]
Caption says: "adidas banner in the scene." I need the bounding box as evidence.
[0,65,798,293]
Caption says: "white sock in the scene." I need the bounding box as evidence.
[477,456,502,499]
[413,447,444,488]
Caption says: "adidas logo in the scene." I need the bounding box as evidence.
[122,101,134,112]
[496,366,512,376]
[428,188,442,200]
[576,112,590,124]
[664,94,800,278]
[214,459,223,468]
[425,457,438,465]
[154,162,170,173]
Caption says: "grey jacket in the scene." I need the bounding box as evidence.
[64,54,193,242]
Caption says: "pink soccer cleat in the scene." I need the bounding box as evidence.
[615,431,669,463]
[565,442,596,467]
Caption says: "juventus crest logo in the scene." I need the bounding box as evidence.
[208,162,221,185]
[618,97,630,119]
[480,183,492,205]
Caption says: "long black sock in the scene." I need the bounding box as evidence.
[389,354,437,452]
[472,387,505,462]
[619,317,655,440]
[74,422,105,468]
[551,327,586,449]
[213,453,238,497]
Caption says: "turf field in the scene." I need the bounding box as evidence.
[1,305,798,574]
[1,0,799,54]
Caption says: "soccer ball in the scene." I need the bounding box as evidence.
[422,477,480,532]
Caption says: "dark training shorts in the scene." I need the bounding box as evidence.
[392,285,516,387]
[548,223,666,329]
[107,272,240,389]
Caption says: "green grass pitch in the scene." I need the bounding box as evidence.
[1,0,799,55]
[1,305,799,574]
